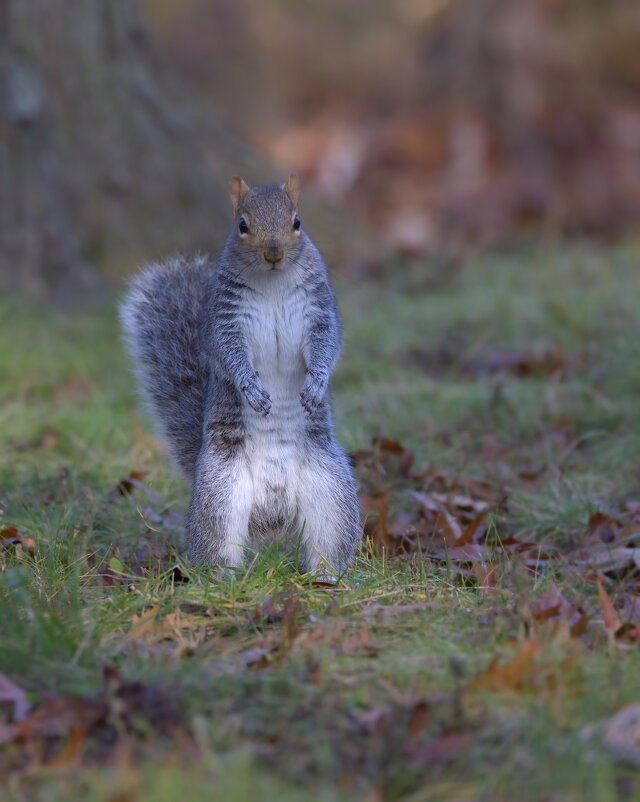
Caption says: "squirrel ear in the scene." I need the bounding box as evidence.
[229,176,250,216]
[282,174,301,208]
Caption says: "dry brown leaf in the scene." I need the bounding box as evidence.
[571,546,640,572]
[431,493,491,516]
[371,437,415,478]
[0,524,19,540]
[112,470,148,497]
[434,509,464,546]
[597,579,623,634]
[0,696,105,745]
[458,509,488,545]
[588,512,622,543]
[123,605,207,648]
[468,638,544,694]
[471,561,499,595]
[405,701,432,741]
[46,723,87,767]
[374,437,403,454]
[430,544,487,563]
[0,526,36,557]
[282,595,301,650]
[531,582,588,637]
[361,493,392,550]
[411,491,441,515]
[124,605,163,642]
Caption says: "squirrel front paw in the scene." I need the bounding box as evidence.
[242,380,272,416]
[300,370,328,416]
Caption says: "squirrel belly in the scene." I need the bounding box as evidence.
[239,271,309,538]
[120,175,362,578]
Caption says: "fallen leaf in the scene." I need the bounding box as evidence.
[124,605,163,642]
[467,638,544,693]
[0,695,104,745]
[570,546,640,573]
[597,579,623,635]
[471,561,499,595]
[372,437,415,477]
[46,723,87,767]
[431,493,491,516]
[111,470,148,498]
[588,512,622,543]
[282,595,301,649]
[405,701,432,741]
[434,509,464,546]
[458,509,488,545]
[361,493,392,550]
[428,544,488,563]
[374,437,406,454]
[531,581,588,637]
[0,526,36,557]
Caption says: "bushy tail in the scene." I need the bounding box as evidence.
[119,255,212,480]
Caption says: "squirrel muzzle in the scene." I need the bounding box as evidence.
[263,241,284,269]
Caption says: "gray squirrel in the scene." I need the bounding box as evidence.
[120,175,361,576]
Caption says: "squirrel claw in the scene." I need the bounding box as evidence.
[255,396,272,416]
[243,383,272,416]
[300,393,317,416]
[300,375,326,416]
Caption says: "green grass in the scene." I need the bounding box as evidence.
[1,243,640,801]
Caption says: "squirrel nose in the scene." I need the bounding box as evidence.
[263,244,284,267]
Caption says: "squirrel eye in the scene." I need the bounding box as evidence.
[238,218,249,235]
[293,215,301,232]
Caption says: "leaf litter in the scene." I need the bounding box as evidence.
[3,435,640,791]
[354,436,640,638]
[0,667,188,774]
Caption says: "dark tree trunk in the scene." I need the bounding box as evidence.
[0,0,266,299]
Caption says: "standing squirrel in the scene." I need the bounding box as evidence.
[120,175,361,577]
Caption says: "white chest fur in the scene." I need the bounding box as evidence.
[242,274,307,409]
[239,273,308,532]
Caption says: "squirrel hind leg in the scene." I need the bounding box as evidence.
[187,448,253,569]
[294,448,361,579]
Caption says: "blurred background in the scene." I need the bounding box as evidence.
[2,0,640,299]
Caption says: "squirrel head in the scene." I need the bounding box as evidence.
[228,175,302,271]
